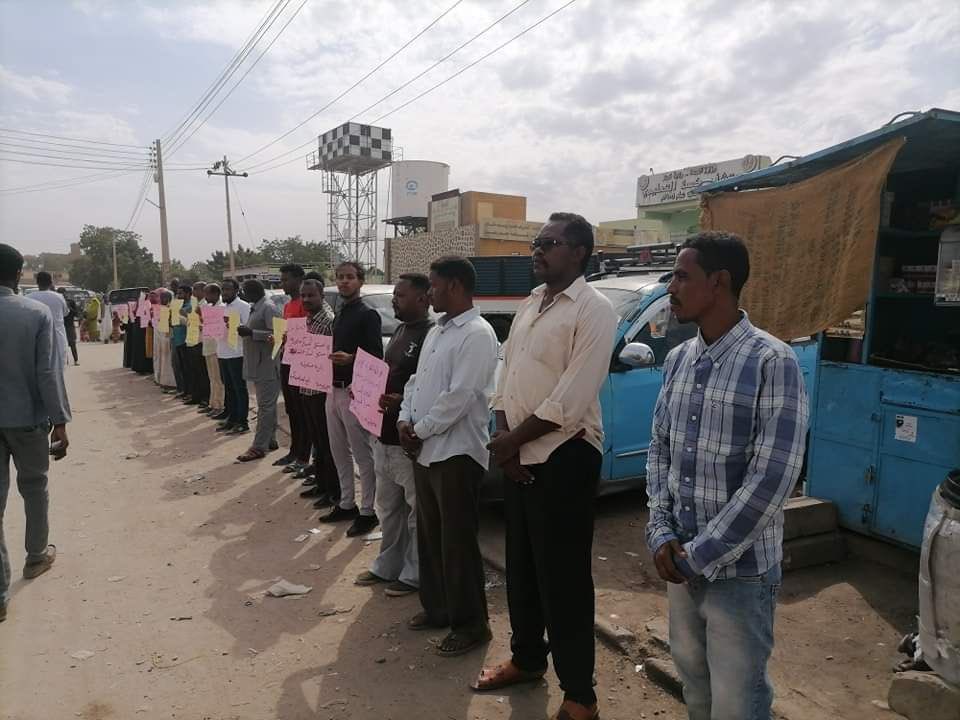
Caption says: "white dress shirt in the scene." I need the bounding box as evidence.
[216,296,250,359]
[399,307,498,470]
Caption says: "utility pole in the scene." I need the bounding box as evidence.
[152,139,172,284]
[207,156,248,275]
[111,236,119,289]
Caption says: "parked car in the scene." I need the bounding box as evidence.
[482,272,819,499]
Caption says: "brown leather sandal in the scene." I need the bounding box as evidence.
[236,448,266,462]
[470,659,546,692]
[551,701,599,720]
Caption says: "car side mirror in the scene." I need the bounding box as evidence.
[618,342,656,368]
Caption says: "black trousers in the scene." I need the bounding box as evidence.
[281,364,311,463]
[187,344,209,404]
[415,455,488,635]
[301,392,339,502]
[176,345,192,395]
[505,439,600,707]
[219,357,249,425]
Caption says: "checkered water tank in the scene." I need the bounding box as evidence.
[316,123,393,174]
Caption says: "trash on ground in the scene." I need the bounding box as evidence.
[317,605,354,617]
[363,530,383,541]
[107,575,126,582]
[70,650,95,661]
[169,616,192,621]
[293,533,309,543]
[266,579,312,597]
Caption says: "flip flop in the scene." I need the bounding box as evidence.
[471,659,546,692]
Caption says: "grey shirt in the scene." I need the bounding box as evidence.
[242,295,280,382]
[0,286,72,428]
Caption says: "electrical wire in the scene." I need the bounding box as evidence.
[0,136,150,158]
[231,182,257,246]
[0,127,145,149]
[247,0,577,175]
[166,0,309,158]
[0,170,139,195]
[160,0,287,147]
[124,171,153,231]
[371,0,578,124]
[234,0,464,169]
[0,156,152,171]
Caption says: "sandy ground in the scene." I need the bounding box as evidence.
[0,342,684,720]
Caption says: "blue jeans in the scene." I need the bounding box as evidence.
[667,565,781,720]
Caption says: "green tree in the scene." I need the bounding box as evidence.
[257,235,333,268]
[69,225,161,292]
[203,244,265,278]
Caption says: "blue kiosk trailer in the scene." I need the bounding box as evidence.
[701,108,960,550]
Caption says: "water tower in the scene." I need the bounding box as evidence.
[307,122,392,271]
[384,160,450,236]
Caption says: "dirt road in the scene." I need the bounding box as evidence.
[0,343,683,720]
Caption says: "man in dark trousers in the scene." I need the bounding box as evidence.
[215,279,251,434]
[172,286,192,399]
[398,257,498,658]
[274,264,311,471]
[355,274,433,597]
[319,261,383,538]
[186,281,210,409]
[294,278,339,507]
[475,214,617,720]
[645,232,808,720]
[0,244,71,623]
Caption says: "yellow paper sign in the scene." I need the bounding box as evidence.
[271,317,287,359]
[186,311,201,347]
[158,306,171,334]
[169,299,183,326]
[227,310,240,349]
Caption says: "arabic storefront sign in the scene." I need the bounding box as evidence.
[700,138,905,340]
[637,155,771,207]
[429,196,461,233]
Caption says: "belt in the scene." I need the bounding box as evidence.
[333,380,349,389]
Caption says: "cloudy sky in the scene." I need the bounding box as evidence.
[1,0,958,265]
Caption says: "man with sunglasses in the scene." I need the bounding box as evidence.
[475,214,617,720]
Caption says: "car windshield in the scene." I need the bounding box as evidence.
[593,286,651,320]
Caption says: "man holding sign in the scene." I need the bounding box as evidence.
[215,279,250,433]
[200,284,226,418]
[235,280,281,461]
[320,262,382,538]
[398,257,498,658]
[355,274,433,598]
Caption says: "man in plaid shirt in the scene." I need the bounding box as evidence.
[645,232,809,720]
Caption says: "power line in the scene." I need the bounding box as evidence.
[247,0,576,176]
[371,0,578,124]
[0,140,149,164]
[166,0,309,158]
[232,182,257,246]
[0,155,152,171]
[0,136,150,157]
[234,0,464,169]
[0,170,138,196]
[125,171,153,231]
[160,0,288,146]
[0,127,145,149]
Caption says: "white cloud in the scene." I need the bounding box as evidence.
[0,65,73,104]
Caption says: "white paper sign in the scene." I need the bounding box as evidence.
[894,414,917,443]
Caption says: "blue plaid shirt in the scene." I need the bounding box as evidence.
[645,313,809,581]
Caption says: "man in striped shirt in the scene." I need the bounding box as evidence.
[645,231,809,720]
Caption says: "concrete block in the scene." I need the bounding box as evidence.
[645,617,670,652]
[782,530,846,571]
[644,657,684,699]
[783,496,838,540]
[888,671,960,720]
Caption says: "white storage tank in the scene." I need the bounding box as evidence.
[388,160,450,221]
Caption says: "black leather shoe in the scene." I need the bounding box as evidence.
[228,423,250,435]
[216,422,236,433]
[346,514,379,538]
[210,410,229,420]
[272,453,295,467]
[319,505,359,523]
[301,476,318,487]
[300,486,324,498]
[282,462,305,475]
[293,465,316,479]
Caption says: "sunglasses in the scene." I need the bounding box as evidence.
[530,237,570,251]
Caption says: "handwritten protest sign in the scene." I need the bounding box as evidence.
[281,317,308,365]
[186,311,201,346]
[227,310,240,348]
[158,306,171,333]
[169,299,184,326]
[271,317,287,359]
[288,333,333,392]
[201,305,226,340]
[115,304,130,323]
[349,348,390,436]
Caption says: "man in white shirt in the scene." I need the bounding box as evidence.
[28,272,68,369]
[398,256,498,658]
[215,278,251,433]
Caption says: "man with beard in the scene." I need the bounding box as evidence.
[474,214,616,720]
[355,274,433,598]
